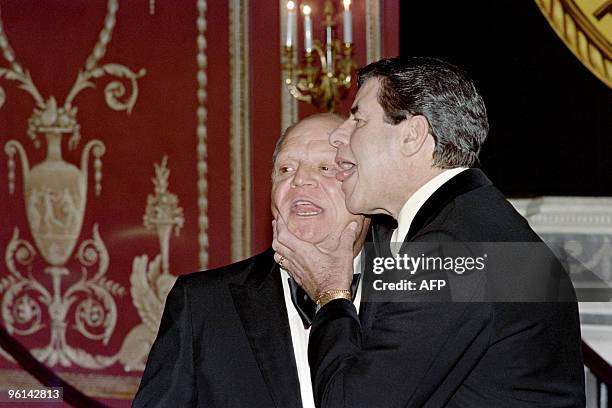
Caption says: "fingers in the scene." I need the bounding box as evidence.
[273,251,302,286]
[274,216,313,254]
[273,218,294,252]
[272,220,298,278]
[272,219,279,250]
[272,220,294,257]
[273,252,288,269]
[339,221,359,251]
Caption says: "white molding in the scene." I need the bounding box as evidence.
[510,197,612,340]
[229,0,252,262]
[365,0,382,63]
[580,302,612,317]
[582,324,612,364]
[510,196,612,235]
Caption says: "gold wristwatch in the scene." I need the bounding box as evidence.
[315,290,352,307]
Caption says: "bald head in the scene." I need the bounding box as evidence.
[272,113,344,166]
[270,112,368,248]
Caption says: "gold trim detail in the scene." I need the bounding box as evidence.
[0,368,140,400]
[196,0,209,269]
[365,0,382,63]
[229,0,252,262]
[534,0,612,88]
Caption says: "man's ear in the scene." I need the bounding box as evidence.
[398,115,430,158]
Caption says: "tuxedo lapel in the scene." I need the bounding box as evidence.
[406,168,492,241]
[360,217,394,327]
[371,214,397,258]
[229,250,302,408]
[362,170,492,318]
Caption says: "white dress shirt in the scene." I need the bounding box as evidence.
[280,251,363,408]
[391,167,468,252]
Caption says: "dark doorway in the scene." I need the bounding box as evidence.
[399,1,612,196]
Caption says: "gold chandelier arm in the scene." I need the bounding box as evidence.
[280,6,356,112]
[285,79,312,103]
[283,46,311,103]
[336,43,355,87]
[310,42,328,72]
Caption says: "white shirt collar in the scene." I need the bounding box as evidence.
[391,167,468,245]
[278,249,364,408]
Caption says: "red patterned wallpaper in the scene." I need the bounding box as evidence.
[0,0,398,405]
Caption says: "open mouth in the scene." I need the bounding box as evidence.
[291,199,323,216]
[336,158,356,182]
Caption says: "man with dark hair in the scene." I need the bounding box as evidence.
[356,57,487,168]
[273,57,584,407]
[133,114,370,407]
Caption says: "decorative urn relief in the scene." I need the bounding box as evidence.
[0,0,146,368]
[7,99,105,268]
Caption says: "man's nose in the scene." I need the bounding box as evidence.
[291,165,318,188]
[329,119,352,147]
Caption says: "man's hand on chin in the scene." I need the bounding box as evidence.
[272,217,357,302]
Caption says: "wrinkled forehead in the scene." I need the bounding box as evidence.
[278,138,335,159]
[277,122,339,160]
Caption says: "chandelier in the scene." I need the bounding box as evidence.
[282,0,355,112]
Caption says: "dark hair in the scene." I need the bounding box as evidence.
[357,57,489,168]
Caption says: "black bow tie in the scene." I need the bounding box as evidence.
[288,273,361,329]
[372,215,397,258]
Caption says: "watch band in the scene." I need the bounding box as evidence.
[315,290,352,307]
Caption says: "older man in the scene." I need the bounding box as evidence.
[273,58,584,407]
[132,113,369,408]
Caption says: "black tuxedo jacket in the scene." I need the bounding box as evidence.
[132,249,307,408]
[308,169,585,408]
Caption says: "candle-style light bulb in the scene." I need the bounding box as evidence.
[286,1,296,48]
[303,4,313,53]
[343,0,352,44]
